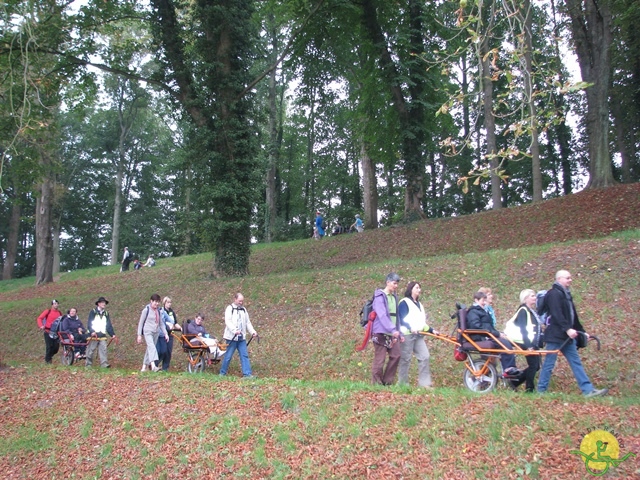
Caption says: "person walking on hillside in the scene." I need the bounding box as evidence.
[537,270,608,397]
[85,297,116,368]
[220,293,258,378]
[504,289,541,392]
[121,247,131,272]
[137,294,169,372]
[37,299,63,364]
[397,281,439,388]
[159,296,180,371]
[371,273,404,385]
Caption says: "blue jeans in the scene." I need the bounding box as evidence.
[219,339,252,376]
[537,339,594,394]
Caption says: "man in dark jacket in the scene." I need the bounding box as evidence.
[537,270,608,397]
[466,291,518,375]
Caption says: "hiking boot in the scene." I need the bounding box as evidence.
[584,388,608,398]
[502,367,521,378]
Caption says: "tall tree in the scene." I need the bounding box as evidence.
[564,0,616,188]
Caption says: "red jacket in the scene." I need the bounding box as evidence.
[37,308,63,330]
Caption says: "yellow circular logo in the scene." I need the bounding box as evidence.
[579,430,620,472]
[571,429,636,476]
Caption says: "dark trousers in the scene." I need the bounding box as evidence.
[371,334,401,385]
[156,335,168,369]
[44,332,59,363]
[162,335,174,371]
[512,344,540,392]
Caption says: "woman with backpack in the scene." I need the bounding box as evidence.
[137,294,169,372]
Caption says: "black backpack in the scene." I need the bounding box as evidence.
[359,296,375,327]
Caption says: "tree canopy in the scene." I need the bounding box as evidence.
[1,0,637,281]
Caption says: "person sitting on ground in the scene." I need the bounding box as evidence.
[466,291,519,376]
[504,289,541,392]
[133,259,142,270]
[331,222,345,235]
[143,255,156,267]
[60,307,89,358]
[184,314,224,358]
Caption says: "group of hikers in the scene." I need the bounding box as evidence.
[313,211,364,239]
[37,293,258,377]
[37,268,608,396]
[365,270,609,397]
[120,247,156,272]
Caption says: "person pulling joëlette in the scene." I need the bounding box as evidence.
[537,270,608,397]
[219,293,257,378]
[85,297,116,368]
[37,299,63,364]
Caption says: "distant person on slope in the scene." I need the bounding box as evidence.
[350,214,364,233]
[121,247,131,272]
[315,211,325,238]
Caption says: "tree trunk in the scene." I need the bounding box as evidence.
[565,0,615,188]
[264,17,279,243]
[35,170,54,286]
[2,201,21,281]
[52,218,61,276]
[523,0,542,201]
[360,139,378,229]
[360,0,426,221]
[610,91,634,183]
[480,25,502,209]
[111,167,124,265]
[550,0,574,195]
[182,162,193,256]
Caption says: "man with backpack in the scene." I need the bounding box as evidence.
[370,273,404,385]
[37,299,63,364]
[219,293,258,378]
[85,297,116,368]
[537,270,608,397]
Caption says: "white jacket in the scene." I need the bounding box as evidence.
[223,303,256,341]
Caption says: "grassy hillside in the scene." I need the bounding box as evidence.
[1,183,639,478]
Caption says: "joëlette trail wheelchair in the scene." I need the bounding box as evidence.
[57,332,116,366]
[421,303,600,393]
[171,322,227,373]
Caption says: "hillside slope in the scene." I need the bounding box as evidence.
[250,182,640,275]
